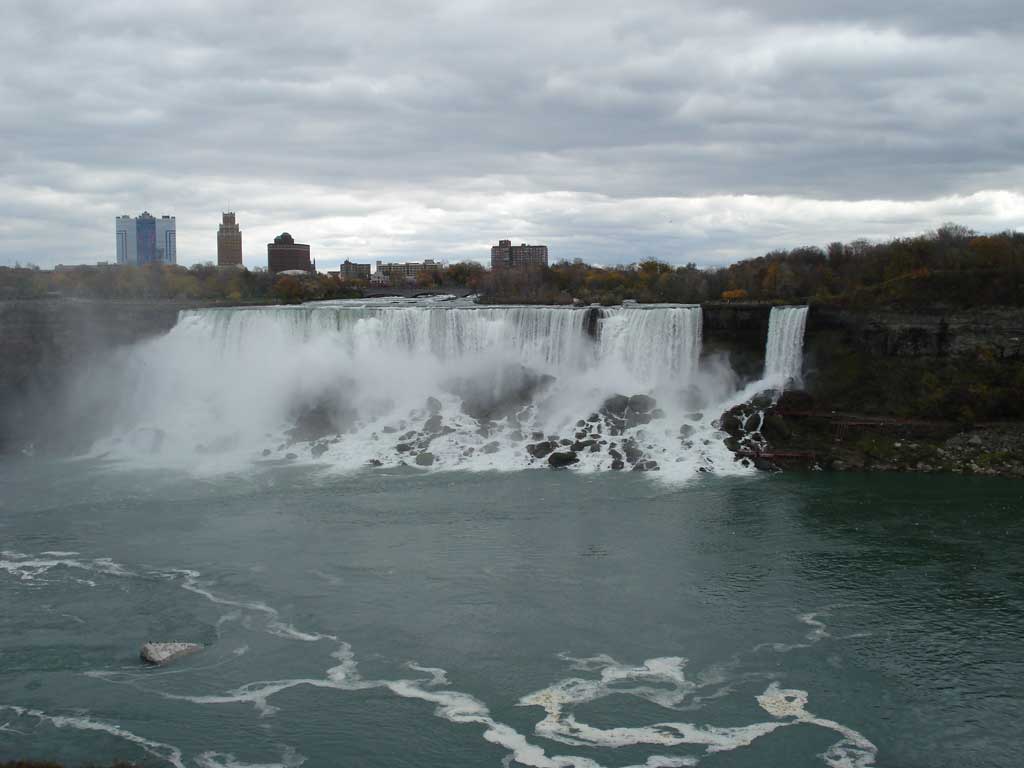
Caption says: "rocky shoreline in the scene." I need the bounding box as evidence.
[719,391,1024,478]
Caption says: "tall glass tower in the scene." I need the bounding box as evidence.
[115,212,176,265]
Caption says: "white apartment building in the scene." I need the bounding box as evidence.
[372,259,440,285]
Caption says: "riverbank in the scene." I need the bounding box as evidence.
[719,392,1024,477]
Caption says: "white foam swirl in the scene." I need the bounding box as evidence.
[2,550,876,768]
[0,705,186,768]
[195,745,306,768]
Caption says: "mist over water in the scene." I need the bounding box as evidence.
[71,298,806,480]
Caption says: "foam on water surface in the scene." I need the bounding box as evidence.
[1,549,876,768]
[0,705,187,768]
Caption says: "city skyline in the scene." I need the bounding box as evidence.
[110,210,552,274]
[3,2,1023,270]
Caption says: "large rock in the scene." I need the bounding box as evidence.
[415,451,435,466]
[627,394,657,414]
[762,414,792,442]
[622,438,643,464]
[601,394,629,417]
[140,642,203,666]
[527,441,556,459]
[776,390,815,413]
[718,406,747,438]
[632,459,660,472]
[625,411,653,429]
[287,398,357,442]
[548,451,579,468]
[451,365,556,421]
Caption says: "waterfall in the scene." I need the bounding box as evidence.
[177,302,703,381]
[72,299,754,481]
[764,306,809,389]
[182,303,596,371]
[598,306,702,383]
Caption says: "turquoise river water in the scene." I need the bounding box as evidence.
[1,458,1021,767]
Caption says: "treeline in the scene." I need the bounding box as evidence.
[404,261,488,290]
[0,263,359,303]
[477,224,1024,307]
[3,224,1022,307]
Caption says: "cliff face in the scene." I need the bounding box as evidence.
[702,303,1024,360]
[809,307,1024,359]
[0,300,204,452]
[720,306,1024,476]
[804,307,1024,421]
[699,303,1024,420]
[700,304,771,381]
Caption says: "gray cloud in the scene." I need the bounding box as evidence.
[1,0,1021,268]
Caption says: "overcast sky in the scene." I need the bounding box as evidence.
[2,0,1022,269]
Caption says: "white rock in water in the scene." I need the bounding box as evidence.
[140,642,203,665]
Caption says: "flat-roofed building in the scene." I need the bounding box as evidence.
[267,232,315,276]
[371,259,440,286]
[116,212,176,265]
[490,239,547,270]
[330,260,371,282]
[217,212,243,266]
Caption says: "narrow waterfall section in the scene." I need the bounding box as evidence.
[764,306,809,389]
[79,299,750,481]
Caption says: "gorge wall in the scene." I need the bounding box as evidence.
[802,306,1024,421]
[0,300,214,452]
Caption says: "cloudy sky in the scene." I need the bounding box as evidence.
[2,0,1022,269]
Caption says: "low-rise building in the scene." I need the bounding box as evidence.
[490,239,547,270]
[54,262,118,273]
[267,232,315,276]
[372,259,440,285]
[330,260,371,282]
